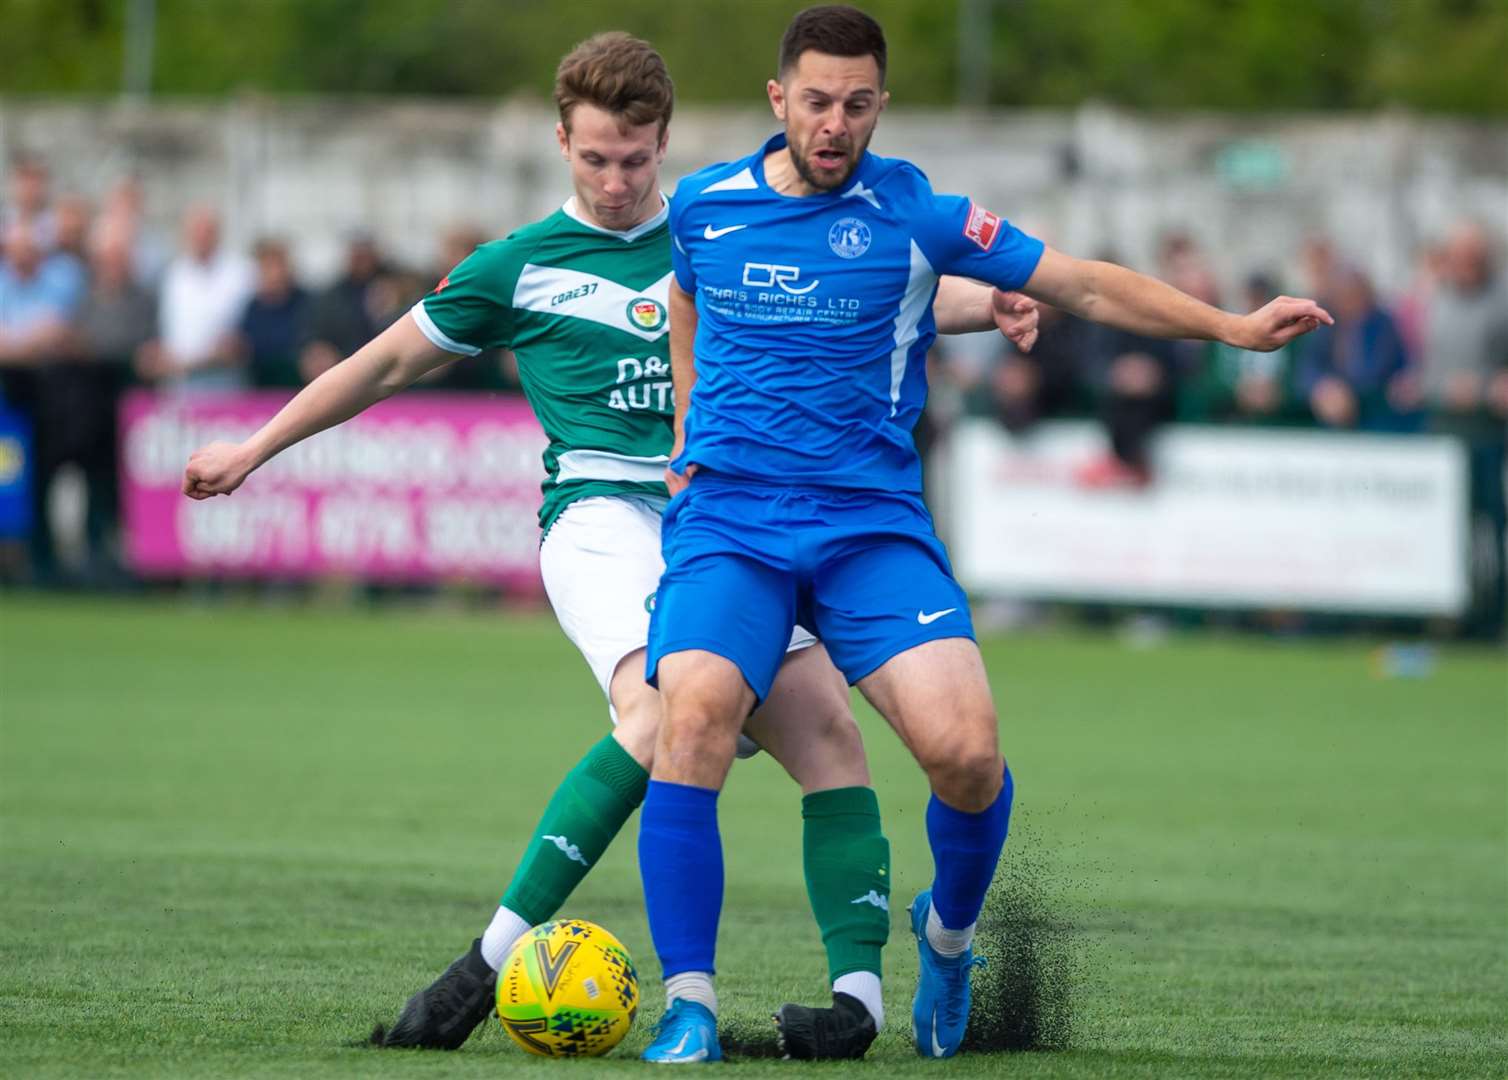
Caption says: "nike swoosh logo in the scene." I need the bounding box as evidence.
[931,1011,947,1057]
[703,223,747,239]
[917,608,957,625]
[670,1030,692,1056]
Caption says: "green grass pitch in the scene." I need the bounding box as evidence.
[2,595,1504,1077]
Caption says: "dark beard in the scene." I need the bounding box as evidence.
[790,141,857,192]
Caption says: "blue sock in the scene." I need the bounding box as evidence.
[639,780,722,978]
[926,762,1014,929]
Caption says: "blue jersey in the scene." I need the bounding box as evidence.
[670,132,1043,492]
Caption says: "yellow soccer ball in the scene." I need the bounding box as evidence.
[495,919,639,1057]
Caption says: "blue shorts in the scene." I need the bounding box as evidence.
[645,474,975,701]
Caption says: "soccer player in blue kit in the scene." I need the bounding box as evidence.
[635,4,1335,1064]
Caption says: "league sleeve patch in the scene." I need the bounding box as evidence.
[431,272,452,295]
[963,202,1002,251]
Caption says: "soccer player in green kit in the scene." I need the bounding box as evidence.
[182,32,1039,1058]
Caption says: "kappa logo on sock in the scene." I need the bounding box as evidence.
[850,890,890,911]
[543,834,590,867]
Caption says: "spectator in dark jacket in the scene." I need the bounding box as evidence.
[298,233,386,383]
[1297,265,1418,432]
[37,221,157,581]
[1076,324,1181,486]
[1075,246,1193,487]
[984,303,1090,434]
[237,239,309,389]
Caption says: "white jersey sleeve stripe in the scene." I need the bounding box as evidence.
[410,301,483,356]
[701,167,758,194]
[888,240,937,417]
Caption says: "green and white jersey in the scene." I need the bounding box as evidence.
[412,197,674,533]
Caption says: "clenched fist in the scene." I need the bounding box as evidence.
[182,442,255,500]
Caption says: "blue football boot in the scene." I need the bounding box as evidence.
[909,890,983,1058]
[641,999,722,1064]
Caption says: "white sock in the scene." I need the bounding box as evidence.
[833,971,884,1029]
[664,971,717,1015]
[479,905,533,971]
[926,904,975,958]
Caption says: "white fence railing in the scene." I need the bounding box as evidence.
[2,101,1503,290]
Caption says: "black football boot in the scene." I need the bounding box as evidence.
[374,938,496,1050]
[773,991,879,1060]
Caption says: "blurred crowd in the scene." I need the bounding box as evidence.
[934,228,1508,488]
[0,156,515,584]
[0,154,1505,584]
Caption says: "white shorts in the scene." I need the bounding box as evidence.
[539,495,816,716]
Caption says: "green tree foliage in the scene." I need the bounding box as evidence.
[1,0,1504,114]
[0,0,125,94]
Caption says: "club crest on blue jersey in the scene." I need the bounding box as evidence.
[626,297,667,332]
[828,217,872,259]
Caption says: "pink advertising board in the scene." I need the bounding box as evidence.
[121,390,548,587]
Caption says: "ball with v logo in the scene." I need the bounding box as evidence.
[496,919,640,1058]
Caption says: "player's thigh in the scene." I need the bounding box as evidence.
[744,642,871,794]
[807,523,975,691]
[857,637,1003,810]
[606,637,791,771]
[648,550,796,706]
[653,649,757,789]
[648,476,801,703]
[539,496,664,704]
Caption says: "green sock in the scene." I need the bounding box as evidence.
[500,735,649,925]
[803,786,890,982]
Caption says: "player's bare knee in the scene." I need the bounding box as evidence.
[928,753,1004,812]
[662,690,742,752]
[804,685,860,747]
[657,697,742,786]
[611,699,660,769]
[915,720,1002,811]
[794,705,871,790]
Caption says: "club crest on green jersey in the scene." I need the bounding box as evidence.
[626,297,667,332]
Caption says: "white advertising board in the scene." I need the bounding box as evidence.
[946,421,1471,615]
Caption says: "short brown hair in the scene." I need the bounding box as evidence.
[252,237,288,261]
[554,32,674,136]
[778,5,887,85]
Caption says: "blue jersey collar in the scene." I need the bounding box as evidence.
[754,131,876,199]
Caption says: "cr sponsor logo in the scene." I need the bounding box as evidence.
[742,262,819,295]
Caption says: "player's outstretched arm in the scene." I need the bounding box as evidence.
[181,314,454,499]
[932,278,1039,352]
[1023,247,1333,351]
[665,279,699,496]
